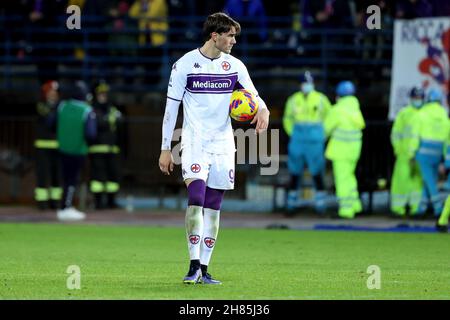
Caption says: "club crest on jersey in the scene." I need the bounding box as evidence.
[189,235,200,244]
[221,61,231,71]
[229,169,234,183]
[191,163,201,173]
[204,237,215,248]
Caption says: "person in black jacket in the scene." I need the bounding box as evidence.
[89,81,123,209]
[34,80,62,210]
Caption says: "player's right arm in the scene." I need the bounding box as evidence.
[159,98,179,175]
[159,59,186,175]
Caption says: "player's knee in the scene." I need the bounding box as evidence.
[204,187,225,210]
[186,205,203,222]
[187,179,206,207]
[188,195,205,207]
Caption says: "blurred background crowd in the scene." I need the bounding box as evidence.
[0,0,449,220]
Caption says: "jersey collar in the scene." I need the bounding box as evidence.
[198,48,222,61]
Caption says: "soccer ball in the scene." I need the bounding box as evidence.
[229,89,259,122]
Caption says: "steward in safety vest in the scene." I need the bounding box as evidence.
[410,88,449,216]
[324,81,365,219]
[282,71,331,214]
[389,87,424,216]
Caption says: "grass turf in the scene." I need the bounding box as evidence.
[0,223,449,299]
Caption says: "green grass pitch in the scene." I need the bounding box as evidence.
[0,223,449,299]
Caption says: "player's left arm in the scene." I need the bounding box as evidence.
[237,60,270,134]
[250,97,270,134]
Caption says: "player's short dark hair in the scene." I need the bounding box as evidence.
[202,12,241,41]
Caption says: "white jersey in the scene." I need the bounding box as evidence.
[167,48,259,154]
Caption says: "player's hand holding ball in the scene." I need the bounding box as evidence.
[251,107,270,135]
[229,89,269,134]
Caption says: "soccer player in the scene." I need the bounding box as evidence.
[158,12,270,284]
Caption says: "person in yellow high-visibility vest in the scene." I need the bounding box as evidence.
[324,81,365,219]
[389,87,424,216]
[410,88,449,216]
[282,71,331,214]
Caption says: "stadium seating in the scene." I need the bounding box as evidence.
[0,15,396,209]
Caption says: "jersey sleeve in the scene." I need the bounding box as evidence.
[235,60,258,97]
[235,59,269,110]
[161,98,181,150]
[167,59,187,102]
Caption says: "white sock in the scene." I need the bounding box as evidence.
[200,208,220,266]
[185,205,203,260]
